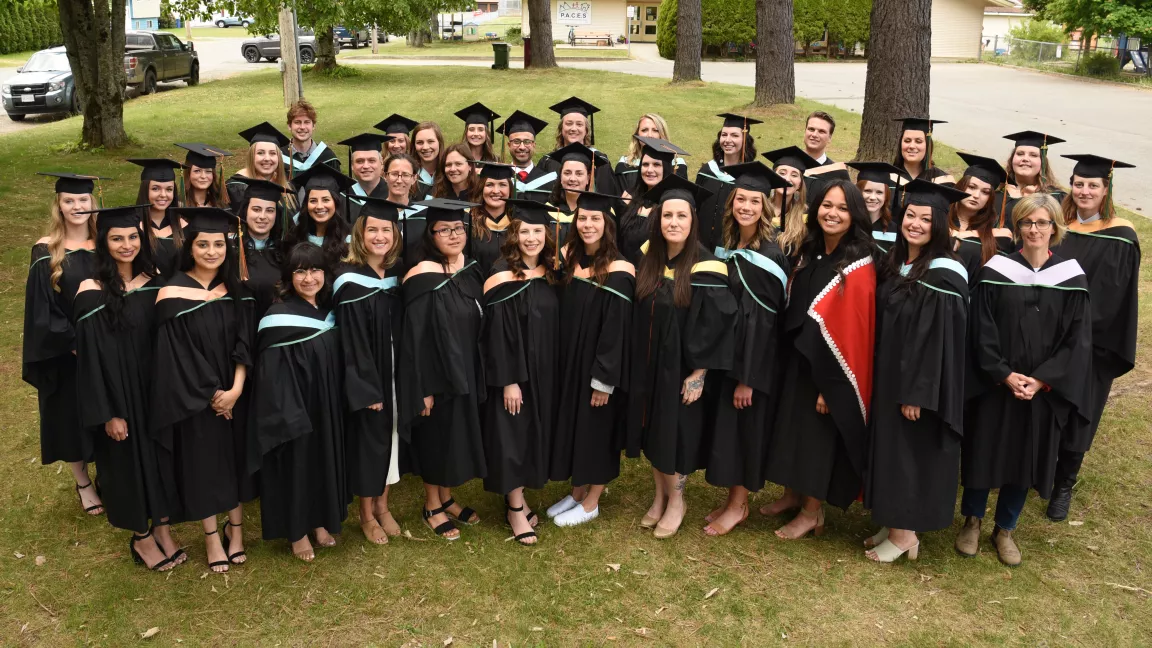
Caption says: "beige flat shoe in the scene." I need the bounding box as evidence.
[639,513,660,529]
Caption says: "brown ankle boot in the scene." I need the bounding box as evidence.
[991,526,1022,567]
[955,515,981,557]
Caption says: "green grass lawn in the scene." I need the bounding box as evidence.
[2,65,1151,647]
[341,38,631,59]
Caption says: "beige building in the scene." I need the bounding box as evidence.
[932,0,1017,59]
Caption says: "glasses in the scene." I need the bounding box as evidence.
[433,225,467,238]
[509,139,535,147]
[1018,219,1053,231]
[386,172,415,181]
[292,268,325,278]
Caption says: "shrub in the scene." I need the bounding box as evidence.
[1008,18,1068,45]
[1082,50,1121,77]
[505,25,522,45]
[656,0,677,59]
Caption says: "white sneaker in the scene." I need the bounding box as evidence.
[546,494,579,518]
[555,504,599,527]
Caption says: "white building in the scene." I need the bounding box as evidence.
[931,0,1018,59]
[983,4,1037,42]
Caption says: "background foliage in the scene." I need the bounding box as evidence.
[0,0,62,55]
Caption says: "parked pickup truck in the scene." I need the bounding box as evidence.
[124,31,200,95]
[1,46,78,121]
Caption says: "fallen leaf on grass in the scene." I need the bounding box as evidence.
[686,555,699,562]
[373,573,386,579]
[654,606,666,615]
[1088,545,1100,551]
[1068,520,1084,526]
[632,571,648,576]
[35,556,46,566]
[210,586,218,593]
[14,552,24,559]
[531,627,543,632]
[140,627,160,639]
[634,627,650,636]
[704,587,719,600]
[443,637,453,646]
[606,563,620,572]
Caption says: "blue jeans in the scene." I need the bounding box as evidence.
[960,485,1029,531]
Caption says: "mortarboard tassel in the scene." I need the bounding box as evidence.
[740,117,747,164]
[1105,162,1116,220]
[1039,134,1049,190]
[236,217,249,281]
[997,187,1010,229]
[94,177,105,209]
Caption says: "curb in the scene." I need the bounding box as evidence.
[341,55,628,62]
[979,61,1152,92]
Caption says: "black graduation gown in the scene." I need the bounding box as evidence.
[333,264,412,497]
[347,180,390,223]
[480,261,560,493]
[249,297,348,541]
[148,214,182,278]
[1053,224,1140,452]
[514,164,559,204]
[952,234,1016,286]
[397,260,487,487]
[398,204,430,269]
[22,244,96,465]
[626,247,737,475]
[149,273,254,521]
[890,166,953,212]
[871,219,897,255]
[614,157,688,198]
[962,253,1092,498]
[416,167,436,199]
[471,217,510,276]
[282,141,341,174]
[550,262,634,486]
[243,238,282,321]
[226,173,295,235]
[74,277,170,532]
[695,161,736,252]
[617,202,654,265]
[864,258,968,531]
[705,244,790,491]
[542,149,618,197]
[547,201,577,247]
[993,188,1068,229]
[765,247,877,509]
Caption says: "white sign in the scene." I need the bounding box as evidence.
[558,1,592,24]
[627,6,636,18]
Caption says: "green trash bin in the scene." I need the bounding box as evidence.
[492,42,510,70]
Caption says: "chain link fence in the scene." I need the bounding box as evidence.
[981,34,1150,76]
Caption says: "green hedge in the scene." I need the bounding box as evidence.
[0,0,62,56]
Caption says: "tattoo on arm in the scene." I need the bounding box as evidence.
[675,474,688,491]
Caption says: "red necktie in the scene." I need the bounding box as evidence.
[517,171,529,182]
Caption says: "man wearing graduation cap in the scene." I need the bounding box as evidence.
[496,110,553,202]
[374,114,420,157]
[338,133,394,222]
[284,99,341,175]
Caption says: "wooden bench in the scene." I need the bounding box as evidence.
[569,31,613,47]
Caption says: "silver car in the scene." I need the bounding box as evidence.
[1,47,78,121]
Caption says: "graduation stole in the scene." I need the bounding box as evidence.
[798,255,876,422]
[979,255,1088,291]
[715,247,787,313]
[281,142,330,175]
[700,159,735,184]
[417,167,434,187]
[899,257,968,298]
[516,170,557,194]
[257,309,336,348]
[333,272,399,304]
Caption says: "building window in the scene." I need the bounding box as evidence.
[645,25,656,35]
[645,7,657,20]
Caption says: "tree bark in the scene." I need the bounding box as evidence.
[526,0,557,68]
[754,0,795,105]
[58,0,128,149]
[278,7,301,106]
[856,0,932,162]
[312,25,338,71]
[672,0,702,81]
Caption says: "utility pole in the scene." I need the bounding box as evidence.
[278,5,303,105]
[371,25,379,54]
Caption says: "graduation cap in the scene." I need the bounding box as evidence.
[476,161,518,182]
[552,142,595,169]
[338,132,393,169]
[231,176,289,204]
[128,158,187,183]
[723,161,791,195]
[895,117,947,134]
[374,114,419,136]
[957,152,1008,188]
[1003,130,1065,150]
[413,197,478,224]
[575,190,618,214]
[846,161,903,186]
[175,143,232,170]
[173,206,249,278]
[635,136,690,163]
[292,162,356,195]
[496,110,549,137]
[761,146,820,172]
[38,171,104,195]
[506,198,553,226]
[901,179,970,214]
[716,113,763,130]
[1061,154,1135,180]
[455,102,500,137]
[238,121,291,147]
[77,204,149,234]
[642,173,713,208]
[357,196,407,223]
[549,96,600,145]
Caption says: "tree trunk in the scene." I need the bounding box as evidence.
[672,0,702,81]
[312,25,338,71]
[754,0,795,105]
[371,25,378,54]
[278,7,301,106]
[58,0,128,149]
[856,0,932,162]
[526,0,557,68]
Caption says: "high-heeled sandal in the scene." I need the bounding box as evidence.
[204,529,229,573]
[863,527,889,549]
[703,503,748,537]
[867,538,919,563]
[505,502,538,546]
[221,520,247,564]
[423,506,459,541]
[130,528,174,572]
[75,481,104,516]
[441,497,479,525]
[774,505,825,540]
[152,521,187,565]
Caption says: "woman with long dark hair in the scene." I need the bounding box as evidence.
[958,194,1091,566]
[470,162,516,274]
[547,191,634,527]
[335,197,409,545]
[74,205,183,570]
[627,175,737,539]
[150,208,254,573]
[283,163,356,269]
[617,138,678,264]
[863,180,970,562]
[762,180,877,540]
[949,154,1014,281]
[231,177,288,320]
[455,102,500,164]
[846,161,903,254]
[176,143,231,208]
[696,114,761,249]
[546,143,596,243]
[398,199,487,541]
[130,158,186,277]
[1046,154,1139,522]
[249,243,348,561]
[480,199,561,545]
[23,172,101,516]
[892,117,953,185]
[700,163,791,537]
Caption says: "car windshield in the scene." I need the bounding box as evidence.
[22,51,70,73]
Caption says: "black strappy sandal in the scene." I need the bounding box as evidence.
[74,481,104,516]
[204,529,229,572]
[423,506,459,541]
[441,497,479,525]
[152,521,187,565]
[130,528,174,572]
[221,520,247,564]
[505,499,538,546]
